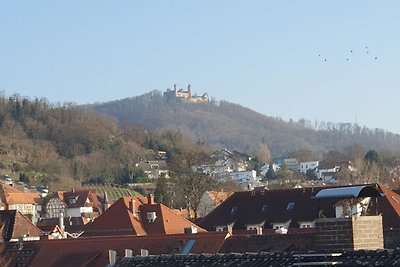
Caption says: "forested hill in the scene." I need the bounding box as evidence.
[92,90,400,157]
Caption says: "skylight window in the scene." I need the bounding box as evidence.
[286,202,295,211]
[261,205,268,214]
[230,206,238,215]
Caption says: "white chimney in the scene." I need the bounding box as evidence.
[184,225,198,234]
[59,212,65,237]
[108,250,117,266]
[140,249,149,256]
[129,198,136,217]
[125,249,133,257]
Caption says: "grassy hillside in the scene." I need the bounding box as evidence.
[84,185,141,202]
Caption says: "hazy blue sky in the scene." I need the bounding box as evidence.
[1,1,400,133]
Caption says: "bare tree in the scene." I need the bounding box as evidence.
[169,149,216,220]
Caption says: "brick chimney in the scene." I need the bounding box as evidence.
[147,194,154,205]
[315,216,383,250]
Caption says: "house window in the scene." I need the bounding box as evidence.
[147,212,157,222]
[216,226,228,232]
[286,202,295,211]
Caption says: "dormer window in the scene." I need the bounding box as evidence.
[230,206,238,215]
[261,205,268,214]
[69,197,77,204]
[286,202,295,211]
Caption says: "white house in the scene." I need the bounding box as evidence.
[260,163,281,177]
[299,161,319,174]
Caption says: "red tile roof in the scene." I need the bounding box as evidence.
[0,184,40,205]
[83,196,206,237]
[377,185,400,228]
[0,210,41,241]
[26,232,228,267]
[219,233,316,253]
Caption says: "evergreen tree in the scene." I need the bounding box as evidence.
[265,162,275,180]
[154,174,169,205]
[19,172,30,184]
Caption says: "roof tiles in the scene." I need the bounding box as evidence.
[83,196,205,237]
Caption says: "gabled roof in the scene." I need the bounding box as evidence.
[0,184,40,205]
[206,191,233,205]
[83,196,206,237]
[0,210,41,241]
[318,160,351,170]
[37,217,85,234]
[198,184,400,231]
[56,189,99,209]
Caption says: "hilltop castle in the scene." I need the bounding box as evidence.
[163,84,209,104]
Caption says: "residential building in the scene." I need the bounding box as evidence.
[0,210,41,242]
[44,189,100,222]
[299,160,319,174]
[135,160,170,179]
[83,194,206,237]
[198,184,400,233]
[0,184,41,223]
[260,163,281,177]
[316,161,354,183]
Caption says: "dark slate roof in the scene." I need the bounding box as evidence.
[199,184,400,231]
[198,187,338,230]
[36,216,85,233]
[115,250,400,267]
[58,189,100,210]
